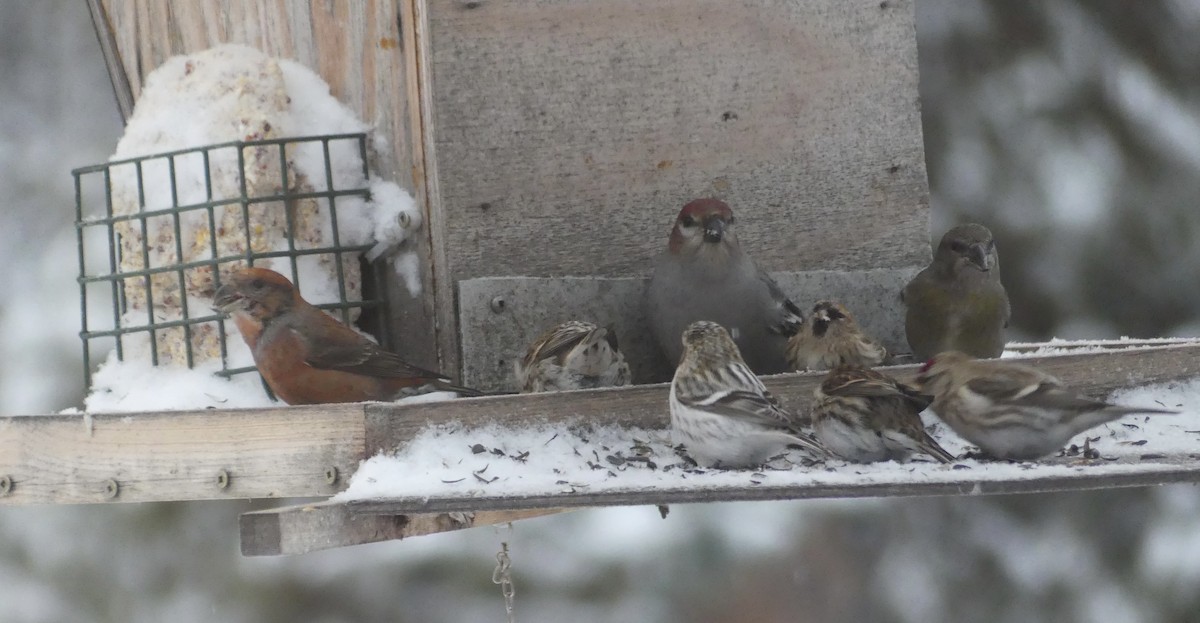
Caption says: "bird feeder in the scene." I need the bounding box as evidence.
[0,0,1196,563]
[75,133,392,384]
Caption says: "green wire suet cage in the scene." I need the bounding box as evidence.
[74,133,392,387]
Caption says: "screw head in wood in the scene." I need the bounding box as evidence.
[325,466,339,485]
[490,296,506,313]
[104,479,120,499]
[0,475,11,496]
[216,470,230,490]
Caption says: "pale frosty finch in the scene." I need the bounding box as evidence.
[917,351,1177,460]
[515,321,631,393]
[811,365,954,464]
[647,199,804,375]
[902,223,1010,361]
[669,321,826,468]
[786,300,888,371]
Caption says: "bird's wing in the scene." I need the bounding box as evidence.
[524,322,597,368]
[899,269,929,306]
[858,336,890,366]
[963,376,1106,414]
[293,319,449,381]
[823,371,933,410]
[758,271,804,337]
[675,363,796,429]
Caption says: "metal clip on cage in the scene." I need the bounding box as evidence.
[74,133,392,387]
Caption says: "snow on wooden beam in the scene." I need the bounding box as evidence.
[240,500,566,556]
[237,343,1200,554]
[343,454,1200,517]
[0,404,366,505]
[2,343,1197,514]
[362,342,1200,447]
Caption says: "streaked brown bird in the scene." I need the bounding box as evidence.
[213,267,478,404]
[786,300,888,371]
[515,321,631,393]
[902,223,1010,360]
[811,365,954,464]
[917,351,1176,460]
[669,320,826,468]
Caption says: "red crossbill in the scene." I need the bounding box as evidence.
[213,267,478,404]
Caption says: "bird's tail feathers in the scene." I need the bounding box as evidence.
[922,438,957,464]
[1107,405,1180,417]
[785,431,829,458]
[430,380,511,397]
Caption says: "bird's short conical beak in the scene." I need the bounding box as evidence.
[703,217,726,243]
[968,243,993,272]
[212,284,243,314]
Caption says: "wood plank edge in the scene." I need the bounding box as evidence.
[86,0,135,121]
[239,500,569,556]
[362,341,1200,418]
[346,463,1200,516]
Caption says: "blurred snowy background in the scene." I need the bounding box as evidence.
[1,1,1199,621]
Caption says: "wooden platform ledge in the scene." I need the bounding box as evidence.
[1,343,1198,555]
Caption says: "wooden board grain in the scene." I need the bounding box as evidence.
[240,501,566,556]
[3,343,1195,508]
[87,0,135,120]
[405,0,461,378]
[94,0,444,374]
[364,342,1200,450]
[426,0,930,282]
[457,269,919,389]
[0,405,365,505]
[347,455,1200,516]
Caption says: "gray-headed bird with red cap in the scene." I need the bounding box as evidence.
[646,198,804,375]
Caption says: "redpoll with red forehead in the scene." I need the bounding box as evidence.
[786,300,888,371]
[515,321,631,393]
[811,365,954,464]
[670,321,826,468]
[902,224,1010,361]
[917,351,1177,460]
[647,199,804,375]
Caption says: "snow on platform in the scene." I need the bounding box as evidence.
[335,377,1200,513]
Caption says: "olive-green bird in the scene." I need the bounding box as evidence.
[902,224,1010,361]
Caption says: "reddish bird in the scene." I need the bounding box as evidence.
[213,267,479,404]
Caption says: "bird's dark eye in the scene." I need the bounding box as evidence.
[681,216,697,227]
[251,279,265,290]
[987,239,996,250]
[949,240,967,253]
